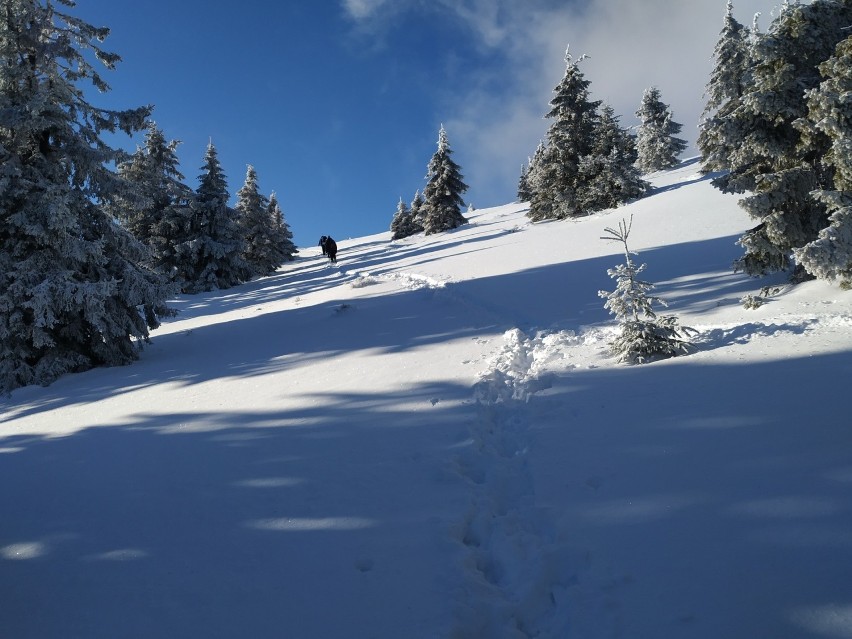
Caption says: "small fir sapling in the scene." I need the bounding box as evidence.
[740,294,766,310]
[598,216,695,363]
[741,284,784,309]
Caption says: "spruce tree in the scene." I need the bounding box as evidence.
[268,192,298,263]
[422,126,468,235]
[598,217,694,364]
[518,140,545,202]
[185,141,249,292]
[723,0,852,276]
[517,163,531,203]
[578,104,649,212]
[390,198,412,240]
[0,0,174,392]
[115,122,195,286]
[236,165,278,276]
[527,50,600,221]
[409,190,426,232]
[390,196,423,240]
[698,1,752,175]
[634,87,687,173]
[518,141,544,204]
[794,36,852,286]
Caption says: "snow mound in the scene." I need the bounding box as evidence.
[475,327,610,403]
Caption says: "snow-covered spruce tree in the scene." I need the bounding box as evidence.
[527,49,600,221]
[422,125,468,235]
[114,124,175,244]
[708,10,766,195]
[517,163,531,203]
[236,165,278,277]
[578,104,649,212]
[409,189,426,232]
[697,1,752,175]
[726,0,852,277]
[598,217,694,364]
[794,36,852,287]
[390,197,419,240]
[183,141,250,293]
[390,198,407,239]
[268,192,298,263]
[0,0,175,392]
[634,86,687,174]
[523,140,546,195]
[114,122,195,287]
[517,141,540,205]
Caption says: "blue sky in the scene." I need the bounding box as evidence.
[74,0,777,247]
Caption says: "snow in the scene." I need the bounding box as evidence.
[2,159,852,638]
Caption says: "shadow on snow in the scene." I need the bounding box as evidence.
[526,348,852,638]
[0,380,474,639]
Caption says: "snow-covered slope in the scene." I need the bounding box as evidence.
[3,160,852,638]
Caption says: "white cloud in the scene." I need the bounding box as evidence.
[435,0,510,48]
[442,0,780,205]
[342,0,391,20]
[341,0,781,205]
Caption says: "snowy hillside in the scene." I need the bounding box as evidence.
[2,160,852,638]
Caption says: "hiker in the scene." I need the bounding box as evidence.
[319,235,337,263]
[323,236,338,263]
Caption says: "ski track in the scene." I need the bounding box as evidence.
[448,326,613,637]
[359,266,614,635]
[349,268,541,330]
[349,270,448,291]
[452,329,559,638]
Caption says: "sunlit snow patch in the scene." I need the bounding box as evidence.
[85,549,149,561]
[233,477,305,488]
[246,517,376,531]
[792,604,852,638]
[1,542,47,560]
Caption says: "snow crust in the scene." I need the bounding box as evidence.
[2,159,852,638]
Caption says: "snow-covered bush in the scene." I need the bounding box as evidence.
[740,294,765,310]
[598,217,695,363]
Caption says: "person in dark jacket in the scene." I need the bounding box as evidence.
[319,235,337,263]
[324,236,338,263]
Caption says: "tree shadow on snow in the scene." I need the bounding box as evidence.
[527,349,852,638]
[0,380,474,639]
